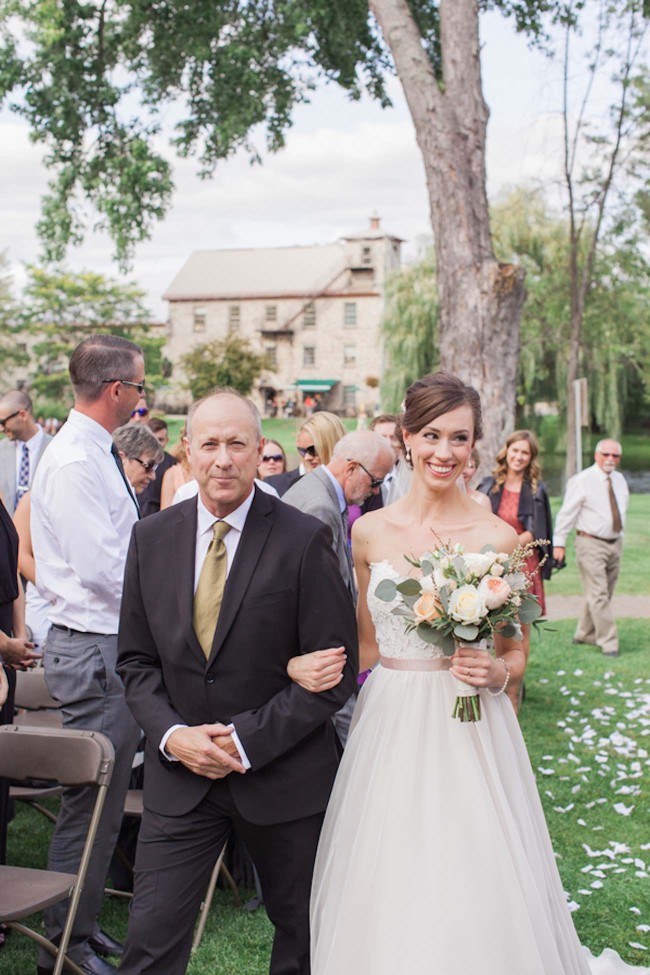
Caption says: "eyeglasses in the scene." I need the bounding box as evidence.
[262,454,284,463]
[0,410,20,426]
[297,444,318,458]
[131,457,159,473]
[351,459,384,490]
[130,407,149,418]
[598,452,621,459]
[101,379,147,395]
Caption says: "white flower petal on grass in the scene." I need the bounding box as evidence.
[637,925,650,933]
[612,802,635,816]
[628,943,648,951]
[630,907,642,915]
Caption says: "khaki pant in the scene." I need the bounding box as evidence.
[574,535,622,654]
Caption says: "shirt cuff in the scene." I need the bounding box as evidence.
[160,724,187,761]
[228,724,252,770]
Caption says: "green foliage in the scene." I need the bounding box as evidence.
[492,188,650,437]
[380,251,438,412]
[0,251,30,375]
[179,332,269,400]
[17,265,160,404]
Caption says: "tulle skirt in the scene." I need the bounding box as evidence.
[310,664,647,975]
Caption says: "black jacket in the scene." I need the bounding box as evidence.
[478,476,553,581]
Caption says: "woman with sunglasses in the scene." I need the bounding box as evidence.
[298,412,346,469]
[257,440,287,480]
[478,429,553,712]
[112,424,164,495]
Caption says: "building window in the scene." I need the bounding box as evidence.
[344,302,357,328]
[229,305,241,329]
[343,385,357,409]
[265,304,277,323]
[303,303,316,328]
[193,306,206,332]
[343,344,357,367]
[362,246,372,265]
[265,346,277,369]
[303,346,316,367]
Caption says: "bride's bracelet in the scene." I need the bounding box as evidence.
[487,658,510,697]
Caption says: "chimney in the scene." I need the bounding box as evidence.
[370,214,380,231]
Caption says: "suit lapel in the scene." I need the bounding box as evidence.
[172,499,206,665]
[208,488,274,664]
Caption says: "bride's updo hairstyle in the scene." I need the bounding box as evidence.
[399,372,483,466]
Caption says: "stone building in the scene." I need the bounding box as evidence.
[162,216,403,414]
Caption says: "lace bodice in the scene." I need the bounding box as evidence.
[367,561,445,660]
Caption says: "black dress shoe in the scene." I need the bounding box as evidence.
[37,951,118,974]
[602,650,620,657]
[88,929,125,958]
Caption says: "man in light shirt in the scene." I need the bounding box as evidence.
[0,389,52,513]
[116,389,357,975]
[31,334,145,974]
[553,439,629,657]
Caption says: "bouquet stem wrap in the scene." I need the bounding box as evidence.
[451,639,489,723]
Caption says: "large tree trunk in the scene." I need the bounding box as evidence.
[370,0,526,469]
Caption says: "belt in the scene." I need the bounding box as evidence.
[380,656,452,672]
[576,531,619,544]
[50,623,108,636]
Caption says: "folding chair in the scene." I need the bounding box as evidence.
[11,669,64,822]
[0,725,114,975]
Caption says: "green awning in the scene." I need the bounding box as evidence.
[295,379,340,393]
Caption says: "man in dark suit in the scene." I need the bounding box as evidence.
[117,389,358,975]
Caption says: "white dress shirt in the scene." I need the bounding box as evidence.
[161,488,256,768]
[30,409,139,633]
[553,463,629,547]
[14,426,45,489]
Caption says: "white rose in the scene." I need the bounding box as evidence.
[448,585,488,625]
[477,575,512,609]
[420,575,436,593]
[496,552,509,565]
[462,552,497,578]
[490,563,504,577]
[433,567,447,590]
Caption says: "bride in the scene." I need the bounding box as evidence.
[288,372,647,975]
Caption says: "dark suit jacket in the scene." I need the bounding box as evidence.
[265,467,301,497]
[478,476,554,581]
[117,486,358,825]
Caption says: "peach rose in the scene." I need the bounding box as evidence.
[413,591,443,623]
[477,575,511,609]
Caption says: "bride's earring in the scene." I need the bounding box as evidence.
[405,446,412,467]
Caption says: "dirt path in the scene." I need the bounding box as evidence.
[546,594,650,620]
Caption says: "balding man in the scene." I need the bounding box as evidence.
[0,390,52,513]
[553,439,629,657]
[284,430,394,598]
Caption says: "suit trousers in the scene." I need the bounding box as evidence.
[574,535,622,654]
[39,627,140,967]
[119,777,324,975]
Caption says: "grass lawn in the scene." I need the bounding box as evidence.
[2,618,648,973]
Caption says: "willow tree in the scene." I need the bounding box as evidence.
[1,1,563,460]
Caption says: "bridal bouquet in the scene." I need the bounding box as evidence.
[375,541,544,722]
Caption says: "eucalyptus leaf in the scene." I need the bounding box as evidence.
[375,579,397,602]
[439,586,450,611]
[420,559,433,576]
[518,597,542,624]
[500,623,517,638]
[453,623,479,641]
[416,623,443,644]
[480,544,497,554]
[452,556,466,576]
[396,578,422,596]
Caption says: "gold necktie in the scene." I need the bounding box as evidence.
[607,476,622,534]
[193,521,231,659]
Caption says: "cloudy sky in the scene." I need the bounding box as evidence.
[0,9,609,319]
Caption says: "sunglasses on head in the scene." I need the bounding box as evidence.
[131,407,149,418]
[297,444,318,458]
[262,453,283,463]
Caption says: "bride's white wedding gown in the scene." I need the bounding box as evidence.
[310,561,648,975]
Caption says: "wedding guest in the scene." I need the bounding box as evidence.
[160,425,193,509]
[257,440,287,480]
[138,417,178,517]
[462,448,491,510]
[31,334,145,973]
[112,424,164,496]
[13,493,52,645]
[0,389,53,514]
[266,412,346,496]
[552,439,628,657]
[478,430,552,711]
[128,396,149,424]
[361,414,409,513]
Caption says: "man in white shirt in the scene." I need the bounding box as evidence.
[0,390,52,513]
[31,334,146,975]
[553,439,629,657]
